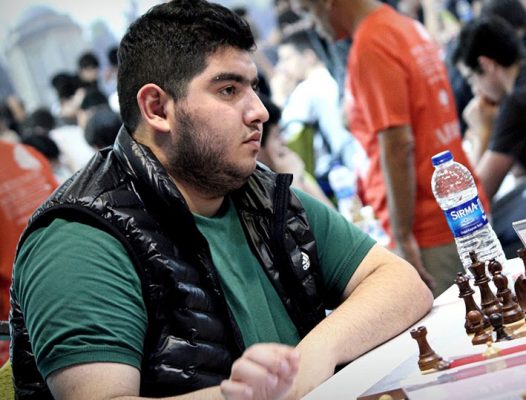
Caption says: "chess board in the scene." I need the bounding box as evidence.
[356,255,526,400]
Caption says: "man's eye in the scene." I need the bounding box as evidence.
[220,86,237,96]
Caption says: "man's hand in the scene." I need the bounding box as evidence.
[463,95,499,165]
[220,344,300,400]
[462,95,498,132]
[395,234,436,291]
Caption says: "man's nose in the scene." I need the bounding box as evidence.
[245,92,269,125]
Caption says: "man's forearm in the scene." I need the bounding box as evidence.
[378,126,419,263]
[288,245,433,398]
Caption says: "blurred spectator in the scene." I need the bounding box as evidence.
[454,15,526,256]
[258,95,334,208]
[481,0,526,38]
[457,0,526,164]
[0,102,20,143]
[23,107,75,182]
[77,88,110,130]
[297,0,489,296]
[103,46,118,95]
[277,29,359,195]
[77,51,101,89]
[49,73,95,173]
[25,107,55,135]
[84,107,121,149]
[50,72,84,125]
[103,46,121,113]
[0,141,58,320]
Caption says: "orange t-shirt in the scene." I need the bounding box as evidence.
[347,5,488,248]
[0,142,58,319]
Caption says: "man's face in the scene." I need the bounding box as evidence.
[291,0,342,41]
[258,124,285,169]
[459,62,505,104]
[277,44,307,82]
[165,47,269,197]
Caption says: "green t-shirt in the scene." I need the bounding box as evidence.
[13,189,375,380]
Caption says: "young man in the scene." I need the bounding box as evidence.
[10,1,433,399]
[454,16,526,256]
[277,30,356,185]
[455,16,526,200]
[293,0,488,296]
[257,94,335,208]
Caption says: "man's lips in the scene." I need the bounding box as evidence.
[244,131,262,144]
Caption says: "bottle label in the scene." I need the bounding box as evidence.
[335,187,355,200]
[443,195,488,238]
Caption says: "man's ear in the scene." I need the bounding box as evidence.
[478,56,496,74]
[136,84,171,132]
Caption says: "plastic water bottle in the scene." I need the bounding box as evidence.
[431,150,505,270]
[328,162,361,222]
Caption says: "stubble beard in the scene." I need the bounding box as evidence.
[167,108,255,198]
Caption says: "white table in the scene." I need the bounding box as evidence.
[304,258,525,400]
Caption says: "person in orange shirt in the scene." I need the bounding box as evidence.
[0,141,58,319]
[293,0,489,296]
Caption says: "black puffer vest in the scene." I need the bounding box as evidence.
[10,127,331,399]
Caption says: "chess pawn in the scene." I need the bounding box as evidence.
[489,313,512,342]
[455,272,490,334]
[487,258,503,277]
[468,251,502,317]
[468,310,493,345]
[410,326,449,371]
[516,248,526,313]
[493,273,524,325]
[488,259,505,301]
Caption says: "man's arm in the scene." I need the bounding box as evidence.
[287,243,434,398]
[462,96,498,166]
[378,124,435,289]
[476,149,515,200]
[48,343,300,400]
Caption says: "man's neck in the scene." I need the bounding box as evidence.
[344,0,383,36]
[503,61,523,95]
[173,178,225,217]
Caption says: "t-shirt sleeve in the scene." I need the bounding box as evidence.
[292,189,376,300]
[352,36,411,134]
[13,218,147,380]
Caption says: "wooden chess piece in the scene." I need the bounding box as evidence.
[488,259,505,302]
[455,272,490,334]
[489,313,512,342]
[515,248,526,314]
[468,310,493,345]
[493,273,524,325]
[468,251,502,317]
[410,326,450,372]
[488,258,503,277]
[483,342,501,359]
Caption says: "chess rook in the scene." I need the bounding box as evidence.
[410,326,448,371]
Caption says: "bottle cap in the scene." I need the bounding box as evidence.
[431,150,453,166]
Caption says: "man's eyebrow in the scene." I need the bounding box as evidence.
[211,73,259,87]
